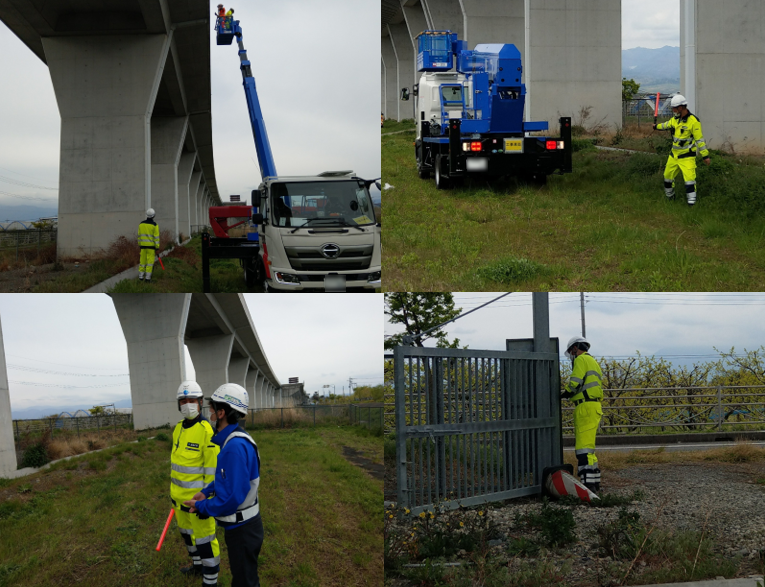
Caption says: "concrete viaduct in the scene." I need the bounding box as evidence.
[0,294,306,477]
[0,0,223,257]
[383,0,765,153]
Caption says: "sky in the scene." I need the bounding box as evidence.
[0,293,383,419]
[622,0,680,50]
[0,0,380,221]
[384,293,765,364]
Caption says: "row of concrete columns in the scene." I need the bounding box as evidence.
[112,295,281,431]
[43,33,216,257]
[0,316,14,478]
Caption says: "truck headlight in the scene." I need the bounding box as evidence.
[368,271,381,283]
[274,272,300,285]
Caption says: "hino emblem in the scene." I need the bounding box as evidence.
[321,243,340,259]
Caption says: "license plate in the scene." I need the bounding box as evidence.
[504,139,524,153]
[466,158,488,172]
[324,275,346,292]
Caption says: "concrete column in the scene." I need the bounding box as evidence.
[176,153,195,242]
[228,357,249,387]
[189,171,202,234]
[382,35,398,120]
[388,22,415,122]
[526,1,621,128]
[257,373,266,409]
[151,116,187,244]
[422,0,463,36]
[43,33,172,258]
[245,368,258,410]
[460,0,524,49]
[186,334,234,397]
[112,294,191,430]
[682,0,765,151]
[0,315,16,477]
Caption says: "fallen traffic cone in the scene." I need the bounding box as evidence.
[542,465,599,503]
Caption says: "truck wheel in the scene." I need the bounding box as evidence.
[418,167,430,180]
[434,155,450,190]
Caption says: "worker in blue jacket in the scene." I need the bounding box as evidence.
[184,383,263,587]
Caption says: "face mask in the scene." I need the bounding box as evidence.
[181,402,199,420]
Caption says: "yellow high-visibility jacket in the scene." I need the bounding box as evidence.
[566,353,604,402]
[657,113,710,160]
[171,417,219,504]
[138,219,160,250]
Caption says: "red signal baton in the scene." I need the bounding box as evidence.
[654,92,660,126]
[157,253,165,271]
[155,509,175,551]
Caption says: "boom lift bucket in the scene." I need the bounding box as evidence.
[215,16,235,45]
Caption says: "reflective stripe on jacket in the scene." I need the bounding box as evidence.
[656,113,709,160]
[198,424,261,529]
[171,417,219,503]
[566,353,604,402]
[138,219,160,249]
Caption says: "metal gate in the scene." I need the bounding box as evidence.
[394,342,562,513]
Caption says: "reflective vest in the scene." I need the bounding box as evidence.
[566,353,604,402]
[215,430,261,527]
[171,417,219,503]
[656,112,709,160]
[138,219,160,249]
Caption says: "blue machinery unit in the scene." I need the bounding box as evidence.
[216,16,278,182]
[413,31,572,188]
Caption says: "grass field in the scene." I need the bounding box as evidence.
[0,425,382,587]
[382,121,765,291]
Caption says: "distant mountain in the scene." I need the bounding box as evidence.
[12,397,132,421]
[622,46,680,95]
[0,203,58,223]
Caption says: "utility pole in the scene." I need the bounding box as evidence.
[580,292,586,338]
[348,377,354,397]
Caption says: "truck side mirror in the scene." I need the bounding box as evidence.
[253,213,264,225]
[400,87,410,101]
[251,189,261,208]
[412,83,419,97]
[375,180,381,191]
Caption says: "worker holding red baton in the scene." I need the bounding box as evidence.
[170,381,220,586]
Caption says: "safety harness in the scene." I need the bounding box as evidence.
[215,430,261,527]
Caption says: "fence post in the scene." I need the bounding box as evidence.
[717,386,722,431]
[76,417,80,439]
[281,408,283,429]
[14,420,19,441]
[313,405,316,426]
[15,230,19,262]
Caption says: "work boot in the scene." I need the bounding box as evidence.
[180,564,204,576]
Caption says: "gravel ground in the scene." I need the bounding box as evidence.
[387,461,765,586]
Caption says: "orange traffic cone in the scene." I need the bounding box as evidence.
[543,465,599,503]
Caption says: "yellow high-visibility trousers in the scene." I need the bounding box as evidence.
[663,155,698,205]
[573,401,602,491]
[175,505,221,585]
[138,249,155,280]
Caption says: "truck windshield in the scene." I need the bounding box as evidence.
[270,181,376,228]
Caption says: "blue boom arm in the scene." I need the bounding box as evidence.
[217,16,278,181]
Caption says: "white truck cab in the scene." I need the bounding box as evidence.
[251,171,381,292]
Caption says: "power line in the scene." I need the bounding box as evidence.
[0,175,58,191]
[9,380,128,389]
[6,354,127,371]
[7,364,129,377]
[0,189,56,202]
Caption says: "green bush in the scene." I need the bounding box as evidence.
[477,257,546,284]
[596,507,645,559]
[154,432,170,442]
[539,502,577,547]
[19,443,49,469]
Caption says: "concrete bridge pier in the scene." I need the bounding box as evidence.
[112,294,192,430]
[151,116,189,244]
[0,316,16,478]
[245,368,259,410]
[228,357,249,388]
[186,334,234,397]
[43,33,172,258]
[189,171,202,231]
[177,154,196,241]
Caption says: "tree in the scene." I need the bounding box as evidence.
[384,293,462,349]
[622,78,640,102]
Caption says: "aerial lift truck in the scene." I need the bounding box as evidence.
[410,31,572,188]
[208,14,381,292]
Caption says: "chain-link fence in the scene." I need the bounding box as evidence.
[622,96,676,128]
[243,403,383,429]
[562,385,765,435]
[349,404,383,430]
[0,229,56,260]
[12,412,133,441]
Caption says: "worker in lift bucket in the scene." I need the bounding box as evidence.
[226,7,235,17]
[137,208,160,282]
[217,4,225,18]
[184,384,264,587]
[561,336,603,494]
[653,94,711,206]
[171,381,221,586]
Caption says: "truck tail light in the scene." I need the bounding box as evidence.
[557,141,565,149]
[546,140,557,150]
[471,141,482,152]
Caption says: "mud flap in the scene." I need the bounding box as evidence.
[542,464,599,503]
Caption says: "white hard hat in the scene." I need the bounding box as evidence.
[670,94,687,108]
[565,336,590,360]
[176,380,203,400]
[146,208,156,218]
[209,383,249,416]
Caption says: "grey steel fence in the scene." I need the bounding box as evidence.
[12,413,133,440]
[394,345,562,514]
[0,229,56,260]
[563,384,765,434]
[349,404,383,430]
